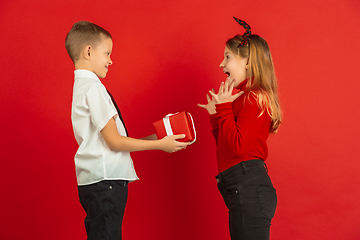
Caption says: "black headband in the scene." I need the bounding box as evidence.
[233,17,251,47]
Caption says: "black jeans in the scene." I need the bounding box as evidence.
[216,160,277,240]
[78,180,128,240]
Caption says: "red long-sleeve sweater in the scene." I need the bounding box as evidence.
[210,80,271,173]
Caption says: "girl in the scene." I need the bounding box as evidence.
[198,17,282,240]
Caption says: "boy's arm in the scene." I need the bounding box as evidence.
[140,134,157,140]
[100,118,189,153]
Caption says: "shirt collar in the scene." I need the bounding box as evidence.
[236,78,249,91]
[74,69,100,82]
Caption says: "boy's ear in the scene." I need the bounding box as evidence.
[83,45,92,60]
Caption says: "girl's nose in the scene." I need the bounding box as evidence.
[219,60,224,68]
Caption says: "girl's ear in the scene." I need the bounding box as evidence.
[245,58,250,69]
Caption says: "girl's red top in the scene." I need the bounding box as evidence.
[210,79,271,173]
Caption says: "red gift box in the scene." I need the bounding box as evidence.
[153,111,196,144]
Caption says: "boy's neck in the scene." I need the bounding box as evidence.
[75,60,91,71]
[74,61,99,79]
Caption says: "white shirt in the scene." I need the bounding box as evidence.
[71,69,138,185]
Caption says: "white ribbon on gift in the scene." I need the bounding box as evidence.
[162,112,196,145]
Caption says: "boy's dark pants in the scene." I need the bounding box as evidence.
[216,160,277,240]
[78,180,128,240]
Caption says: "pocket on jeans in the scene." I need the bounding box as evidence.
[78,184,101,219]
[257,186,277,220]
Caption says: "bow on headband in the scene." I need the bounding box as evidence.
[233,17,251,47]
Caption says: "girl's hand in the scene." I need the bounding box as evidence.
[209,79,244,104]
[198,88,217,115]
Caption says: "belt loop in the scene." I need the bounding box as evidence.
[264,162,268,174]
[241,161,249,175]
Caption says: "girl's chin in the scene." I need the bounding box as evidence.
[226,76,234,81]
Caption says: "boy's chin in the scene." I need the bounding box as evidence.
[96,73,107,79]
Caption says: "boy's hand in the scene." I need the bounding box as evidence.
[198,88,217,115]
[159,134,190,153]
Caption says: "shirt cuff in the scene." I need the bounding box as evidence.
[215,102,233,116]
[209,113,219,130]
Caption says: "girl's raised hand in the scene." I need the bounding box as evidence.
[209,79,244,104]
[198,88,217,115]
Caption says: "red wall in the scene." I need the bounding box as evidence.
[1,0,360,239]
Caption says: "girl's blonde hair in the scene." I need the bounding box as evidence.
[226,34,282,133]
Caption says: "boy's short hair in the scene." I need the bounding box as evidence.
[65,21,112,63]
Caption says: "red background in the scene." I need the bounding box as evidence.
[1,0,360,239]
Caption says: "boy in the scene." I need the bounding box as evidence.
[65,21,189,240]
